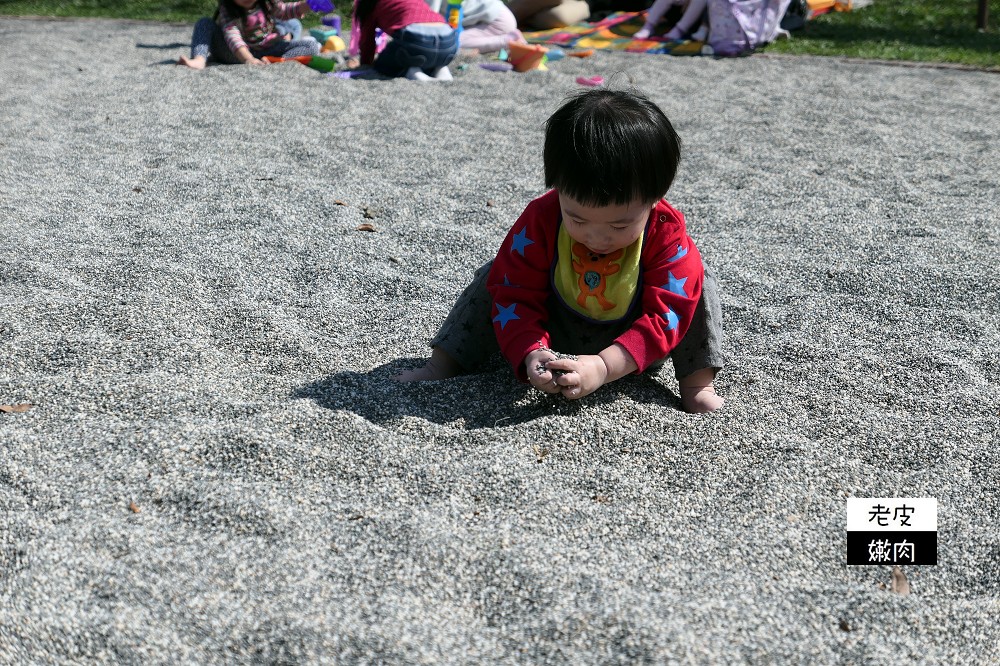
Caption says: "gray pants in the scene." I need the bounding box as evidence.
[431,261,725,380]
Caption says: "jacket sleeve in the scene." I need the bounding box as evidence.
[614,206,704,373]
[218,9,249,53]
[486,198,555,381]
[272,1,309,20]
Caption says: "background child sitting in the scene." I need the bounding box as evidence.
[398,88,725,413]
[634,0,708,41]
[425,0,525,54]
[178,0,327,69]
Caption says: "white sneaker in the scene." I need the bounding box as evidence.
[405,66,433,81]
[432,65,453,81]
[633,25,653,39]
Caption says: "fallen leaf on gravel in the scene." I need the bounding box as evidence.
[356,223,376,232]
[890,566,910,595]
[592,494,610,504]
[132,186,143,193]
[334,199,347,206]
[486,200,494,207]
[129,502,141,513]
[839,620,851,632]
[532,444,549,463]
[0,404,33,413]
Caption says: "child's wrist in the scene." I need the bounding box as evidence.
[597,354,610,383]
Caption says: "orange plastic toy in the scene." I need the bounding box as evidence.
[506,42,548,72]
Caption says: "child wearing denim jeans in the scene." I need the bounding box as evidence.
[351,0,459,80]
[398,88,725,413]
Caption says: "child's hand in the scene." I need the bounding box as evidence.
[246,57,268,66]
[345,57,360,69]
[524,348,562,394]
[545,355,609,400]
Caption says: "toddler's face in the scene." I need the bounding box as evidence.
[557,193,654,256]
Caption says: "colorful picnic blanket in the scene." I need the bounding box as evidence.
[523,12,706,55]
[523,0,824,57]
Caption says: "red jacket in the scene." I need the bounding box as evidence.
[487,190,704,381]
[357,0,447,65]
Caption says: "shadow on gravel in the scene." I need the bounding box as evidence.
[135,42,187,49]
[294,359,682,430]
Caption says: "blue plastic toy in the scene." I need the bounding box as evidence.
[321,14,342,32]
[310,27,339,43]
[307,0,334,12]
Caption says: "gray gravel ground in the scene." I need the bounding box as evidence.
[2,16,999,665]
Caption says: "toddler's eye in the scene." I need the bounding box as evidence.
[612,226,628,231]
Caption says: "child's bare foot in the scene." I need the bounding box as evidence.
[679,368,724,413]
[394,348,463,382]
[177,55,207,70]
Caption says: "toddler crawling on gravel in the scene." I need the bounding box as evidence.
[397,87,725,413]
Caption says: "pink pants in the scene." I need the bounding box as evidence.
[458,5,520,53]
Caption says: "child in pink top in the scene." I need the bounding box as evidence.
[350,0,459,80]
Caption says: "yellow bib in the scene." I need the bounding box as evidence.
[552,225,642,321]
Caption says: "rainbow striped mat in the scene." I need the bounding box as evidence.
[522,11,706,55]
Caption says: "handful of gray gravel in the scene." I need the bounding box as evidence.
[536,346,579,376]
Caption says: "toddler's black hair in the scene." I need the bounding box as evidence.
[543,87,682,207]
[355,0,378,22]
[216,0,253,20]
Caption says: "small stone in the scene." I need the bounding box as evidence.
[890,566,910,595]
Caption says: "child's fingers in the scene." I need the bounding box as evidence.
[556,372,586,399]
[544,358,576,374]
[527,367,558,393]
[531,376,562,394]
[527,364,551,383]
[553,370,580,389]
[529,373,554,390]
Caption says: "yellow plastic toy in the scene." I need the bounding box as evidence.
[322,35,347,53]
